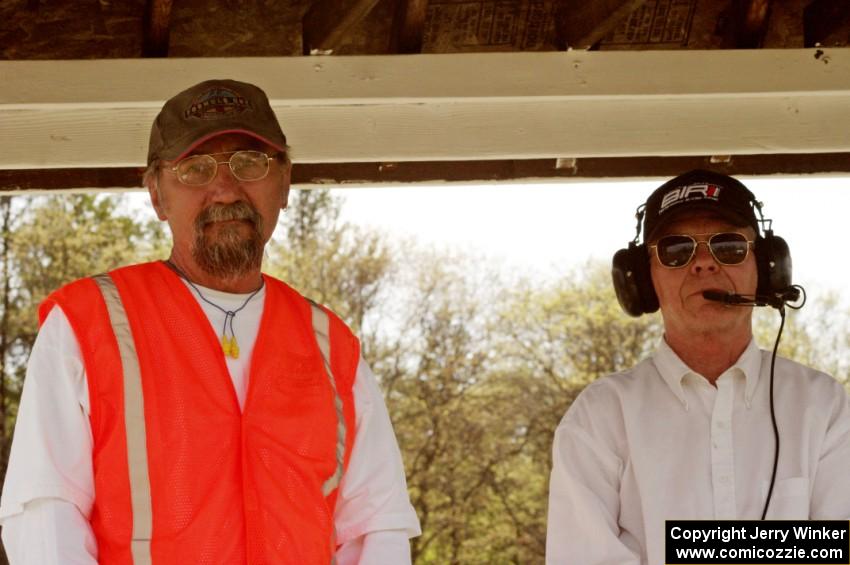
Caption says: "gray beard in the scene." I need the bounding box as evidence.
[192,201,265,279]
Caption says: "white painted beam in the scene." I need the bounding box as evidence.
[1,49,849,169]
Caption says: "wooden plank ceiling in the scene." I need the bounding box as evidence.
[3,0,850,191]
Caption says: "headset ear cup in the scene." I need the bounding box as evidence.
[635,247,659,314]
[612,247,641,317]
[755,233,792,296]
[612,242,658,316]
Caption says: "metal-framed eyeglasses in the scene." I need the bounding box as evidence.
[649,232,754,268]
[167,151,278,186]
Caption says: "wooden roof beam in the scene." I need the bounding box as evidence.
[302,0,383,54]
[6,153,850,193]
[3,50,850,170]
[143,0,174,57]
[554,0,648,50]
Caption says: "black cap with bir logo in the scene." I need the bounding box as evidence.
[642,169,760,243]
[147,79,287,165]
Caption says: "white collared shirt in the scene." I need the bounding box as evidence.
[547,339,850,565]
[0,281,420,564]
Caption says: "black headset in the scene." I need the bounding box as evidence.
[612,183,793,317]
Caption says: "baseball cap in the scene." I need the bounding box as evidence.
[147,79,287,165]
[643,169,760,242]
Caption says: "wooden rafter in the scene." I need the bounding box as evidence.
[390,0,428,54]
[143,0,174,57]
[804,0,850,48]
[554,0,647,50]
[142,0,173,57]
[302,0,384,54]
[722,0,773,49]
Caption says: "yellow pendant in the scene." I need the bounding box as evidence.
[220,335,240,359]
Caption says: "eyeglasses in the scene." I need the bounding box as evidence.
[649,232,754,268]
[167,151,277,185]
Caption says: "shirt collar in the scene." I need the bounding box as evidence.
[652,338,763,409]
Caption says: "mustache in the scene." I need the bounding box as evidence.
[195,201,260,228]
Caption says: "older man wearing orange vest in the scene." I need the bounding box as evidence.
[0,79,420,564]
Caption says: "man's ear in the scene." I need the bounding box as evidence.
[147,177,168,221]
[282,184,291,210]
[280,164,292,210]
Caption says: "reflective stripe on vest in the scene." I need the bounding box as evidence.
[309,301,346,497]
[93,274,153,565]
[308,301,345,565]
[93,275,347,563]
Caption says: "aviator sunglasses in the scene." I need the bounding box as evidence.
[167,150,278,186]
[649,232,754,268]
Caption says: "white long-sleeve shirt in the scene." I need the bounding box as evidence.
[0,281,420,564]
[547,338,850,564]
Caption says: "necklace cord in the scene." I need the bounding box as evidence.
[164,260,263,358]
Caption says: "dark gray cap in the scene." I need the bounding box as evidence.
[147,79,287,164]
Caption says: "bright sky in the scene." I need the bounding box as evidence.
[333,176,849,307]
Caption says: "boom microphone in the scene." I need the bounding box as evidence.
[702,287,804,309]
[702,290,760,306]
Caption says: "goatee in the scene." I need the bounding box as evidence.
[192,201,265,280]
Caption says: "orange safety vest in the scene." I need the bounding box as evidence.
[39,261,359,565]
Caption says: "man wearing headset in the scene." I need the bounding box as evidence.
[546,169,850,564]
[0,79,420,564]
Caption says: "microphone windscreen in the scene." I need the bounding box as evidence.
[702,290,730,303]
[780,287,801,302]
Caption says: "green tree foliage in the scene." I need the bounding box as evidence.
[1,193,165,427]
[482,264,663,562]
[0,197,18,485]
[371,249,510,564]
[753,291,850,386]
[11,195,165,350]
[265,189,392,356]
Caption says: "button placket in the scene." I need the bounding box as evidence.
[710,375,737,518]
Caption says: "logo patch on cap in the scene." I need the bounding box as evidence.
[184,87,252,120]
[659,183,722,214]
